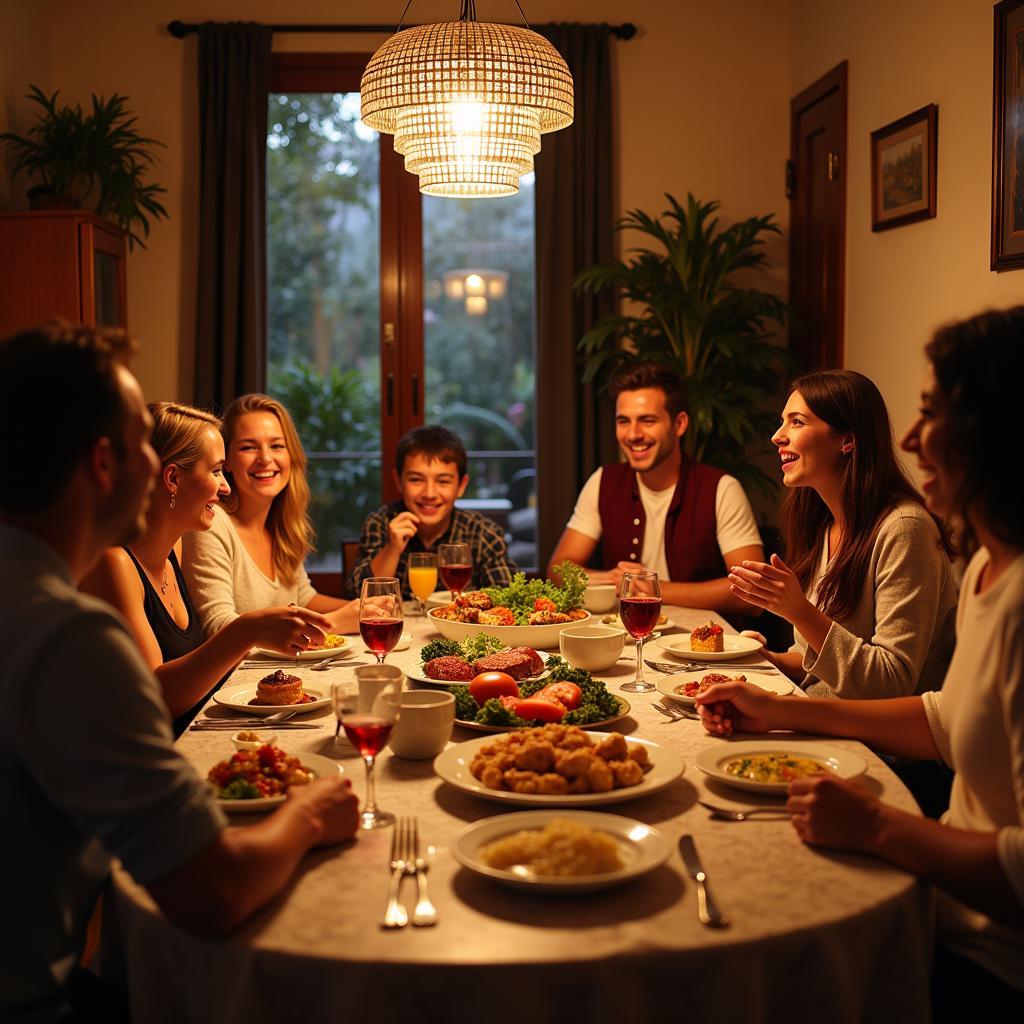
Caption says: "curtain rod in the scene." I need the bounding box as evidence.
[167,19,637,40]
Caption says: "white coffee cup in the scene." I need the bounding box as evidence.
[354,664,404,716]
[378,690,455,759]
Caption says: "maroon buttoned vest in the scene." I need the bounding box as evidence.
[597,457,726,581]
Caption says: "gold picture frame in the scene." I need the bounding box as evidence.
[871,104,938,232]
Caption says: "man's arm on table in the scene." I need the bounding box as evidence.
[547,527,598,581]
[660,543,765,616]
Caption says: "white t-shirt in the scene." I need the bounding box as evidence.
[565,467,761,581]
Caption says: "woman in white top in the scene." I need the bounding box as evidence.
[82,403,332,729]
[697,307,1024,1012]
[183,394,360,637]
[728,369,957,699]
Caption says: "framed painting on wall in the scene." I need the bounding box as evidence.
[992,0,1024,270]
[870,104,938,232]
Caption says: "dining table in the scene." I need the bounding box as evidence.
[108,604,932,1023]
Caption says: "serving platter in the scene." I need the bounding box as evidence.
[427,608,592,651]
[454,696,632,733]
[433,731,684,807]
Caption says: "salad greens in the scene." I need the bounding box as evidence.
[450,656,623,727]
[481,561,589,624]
[419,634,506,665]
[218,779,262,800]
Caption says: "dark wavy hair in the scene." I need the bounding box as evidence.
[609,363,688,419]
[925,306,1024,557]
[782,369,951,621]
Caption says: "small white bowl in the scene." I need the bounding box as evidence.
[583,583,618,614]
[232,730,268,751]
[559,625,626,672]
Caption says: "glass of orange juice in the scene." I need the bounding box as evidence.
[407,552,438,617]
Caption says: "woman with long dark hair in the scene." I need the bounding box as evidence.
[697,306,1024,1013]
[729,369,957,698]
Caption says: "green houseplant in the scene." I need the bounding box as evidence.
[0,85,168,250]
[574,193,791,499]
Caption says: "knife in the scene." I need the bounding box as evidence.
[678,835,729,928]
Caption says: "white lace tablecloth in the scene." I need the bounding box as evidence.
[110,606,931,1023]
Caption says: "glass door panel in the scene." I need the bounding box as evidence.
[267,91,381,570]
[421,176,538,569]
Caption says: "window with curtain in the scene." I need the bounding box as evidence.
[266,55,538,575]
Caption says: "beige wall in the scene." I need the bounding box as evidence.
[2,0,792,400]
[789,0,1023,449]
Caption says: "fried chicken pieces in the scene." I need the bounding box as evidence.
[469,725,651,795]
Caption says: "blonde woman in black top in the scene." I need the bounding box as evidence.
[82,402,331,727]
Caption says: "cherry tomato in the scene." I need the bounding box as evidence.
[469,671,520,706]
[533,681,583,710]
[515,697,567,723]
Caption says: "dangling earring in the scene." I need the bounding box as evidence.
[169,491,176,510]
[841,444,854,455]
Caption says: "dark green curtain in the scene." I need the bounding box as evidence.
[534,23,617,572]
[193,22,272,411]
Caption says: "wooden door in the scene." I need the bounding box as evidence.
[788,61,847,371]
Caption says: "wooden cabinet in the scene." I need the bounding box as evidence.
[0,210,127,336]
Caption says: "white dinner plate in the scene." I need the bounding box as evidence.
[656,670,794,707]
[201,750,344,813]
[251,635,352,661]
[695,739,867,795]
[453,810,670,892]
[433,731,684,807]
[655,633,762,662]
[212,683,330,716]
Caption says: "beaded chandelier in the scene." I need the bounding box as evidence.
[360,1,574,197]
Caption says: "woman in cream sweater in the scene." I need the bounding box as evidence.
[729,369,957,699]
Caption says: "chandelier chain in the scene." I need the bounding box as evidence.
[395,0,415,33]
[459,1,477,21]
[512,1,531,29]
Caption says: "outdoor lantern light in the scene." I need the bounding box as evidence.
[360,1,573,197]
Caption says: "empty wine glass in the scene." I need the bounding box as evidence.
[341,697,400,830]
[407,551,437,617]
[437,542,472,596]
[359,577,404,664]
[619,570,662,693]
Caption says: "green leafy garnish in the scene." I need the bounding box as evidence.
[218,779,262,800]
[419,638,462,664]
[480,561,588,624]
[419,634,504,666]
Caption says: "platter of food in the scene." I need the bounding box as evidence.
[213,677,329,716]
[202,745,343,812]
[656,670,794,707]
[427,563,592,649]
[433,726,684,807]
[655,624,762,662]
[453,810,670,892]
[251,633,351,661]
[695,739,867,795]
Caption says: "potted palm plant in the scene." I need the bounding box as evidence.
[574,193,791,499]
[0,85,168,250]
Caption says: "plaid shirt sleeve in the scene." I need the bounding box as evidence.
[451,510,518,590]
[349,505,392,597]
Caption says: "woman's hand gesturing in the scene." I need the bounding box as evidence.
[728,553,812,625]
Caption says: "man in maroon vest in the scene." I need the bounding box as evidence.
[547,363,764,615]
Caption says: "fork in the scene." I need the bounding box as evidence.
[698,799,791,821]
[381,820,409,929]
[406,819,437,927]
[652,701,699,722]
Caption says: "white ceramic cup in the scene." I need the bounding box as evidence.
[583,583,618,614]
[378,690,455,759]
[354,664,404,716]
[559,624,626,672]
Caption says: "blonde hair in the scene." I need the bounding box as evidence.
[220,394,314,584]
[149,401,222,470]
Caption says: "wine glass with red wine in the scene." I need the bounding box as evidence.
[359,577,404,664]
[619,570,662,693]
[341,705,399,830]
[437,542,472,596]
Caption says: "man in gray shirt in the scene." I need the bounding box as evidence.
[0,324,359,1022]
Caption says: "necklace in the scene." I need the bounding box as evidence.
[158,566,170,595]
